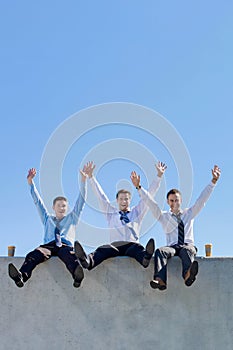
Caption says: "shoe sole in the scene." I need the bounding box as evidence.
[8,263,24,288]
[142,239,155,268]
[146,238,155,256]
[73,265,84,288]
[74,241,89,268]
[150,280,167,291]
[185,261,199,287]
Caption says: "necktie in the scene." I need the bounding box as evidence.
[119,211,130,224]
[177,217,184,246]
[54,219,62,247]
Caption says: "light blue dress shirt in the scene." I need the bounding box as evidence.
[30,180,87,246]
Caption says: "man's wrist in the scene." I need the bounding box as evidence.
[136,185,142,190]
[212,178,218,184]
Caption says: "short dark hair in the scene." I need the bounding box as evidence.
[53,196,68,206]
[116,189,131,199]
[166,189,182,200]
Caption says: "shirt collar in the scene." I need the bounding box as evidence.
[170,209,183,217]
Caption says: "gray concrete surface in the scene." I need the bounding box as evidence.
[1,256,233,350]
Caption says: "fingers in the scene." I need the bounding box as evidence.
[212,165,221,176]
[130,171,140,186]
[211,165,221,183]
[27,168,36,177]
[156,161,167,170]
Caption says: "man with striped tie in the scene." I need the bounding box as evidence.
[131,165,221,291]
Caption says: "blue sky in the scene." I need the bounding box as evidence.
[0,1,232,257]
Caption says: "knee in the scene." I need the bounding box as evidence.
[26,249,47,263]
[155,247,165,257]
[98,245,119,254]
[184,245,197,256]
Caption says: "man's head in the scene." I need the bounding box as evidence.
[166,189,182,214]
[116,189,131,212]
[53,196,68,219]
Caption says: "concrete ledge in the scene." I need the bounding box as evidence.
[1,256,233,350]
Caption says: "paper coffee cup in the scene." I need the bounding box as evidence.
[8,246,16,257]
[205,243,212,257]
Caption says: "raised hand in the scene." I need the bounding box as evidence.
[80,161,96,181]
[211,165,221,184]
[155,161,167,178]
[130,171,141,188]
[27,168,37,185]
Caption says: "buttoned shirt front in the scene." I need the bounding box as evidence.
[139,182,216,246]
[89,176,162,242]
[30,181,87,246]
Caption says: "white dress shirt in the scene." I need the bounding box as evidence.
[139,182,216,246]
[89,176,162,243]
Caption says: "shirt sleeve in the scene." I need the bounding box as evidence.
[189,182,216,219]
[89,177,115,218]
[137,186,162,220]
[30,181,50,225]
[132,176,162,221]
[71,180,87,223]
[148,176,162,196]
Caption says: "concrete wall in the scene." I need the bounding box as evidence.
[1,256,233,350]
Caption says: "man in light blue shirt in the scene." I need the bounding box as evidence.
[8,164,89,288]
[74,161,167,276]
[131,165,221,290]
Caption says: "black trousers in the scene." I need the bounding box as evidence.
[88,241,146,270]
[20,241,80,282]
[153,244,197,283]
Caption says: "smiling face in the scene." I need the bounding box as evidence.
[53,199,68,219]
[116,191,131,212]
[167,192,182,214]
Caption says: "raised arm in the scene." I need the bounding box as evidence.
[85,161,115,215]
[71,163,89,221]
[130,161,167,220]
[130,171,162,220]
[27,168,50,224]
[189,165,221,218]
[27,168,36,185]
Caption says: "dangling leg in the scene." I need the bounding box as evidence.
[124,239,155,268]
[8,244,52,288]
[178,245,198,287]
[74,241,120,270]
[57,245,84,288]
[150,246,176,290]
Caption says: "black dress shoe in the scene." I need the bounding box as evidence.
[184,261,199,287]
[8,263,24,288]
[150,278,167,291]
[73,265,84,288]
[142,238,155,268]
[74,241,90,269]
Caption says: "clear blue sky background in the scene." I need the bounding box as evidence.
[0,1,232,257]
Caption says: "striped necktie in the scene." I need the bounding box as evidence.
[54,219,62,247]
[177,216,184,245]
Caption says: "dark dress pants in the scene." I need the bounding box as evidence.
[88,241,146,270]
[19,241,79,282]
[153,244,197,283]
